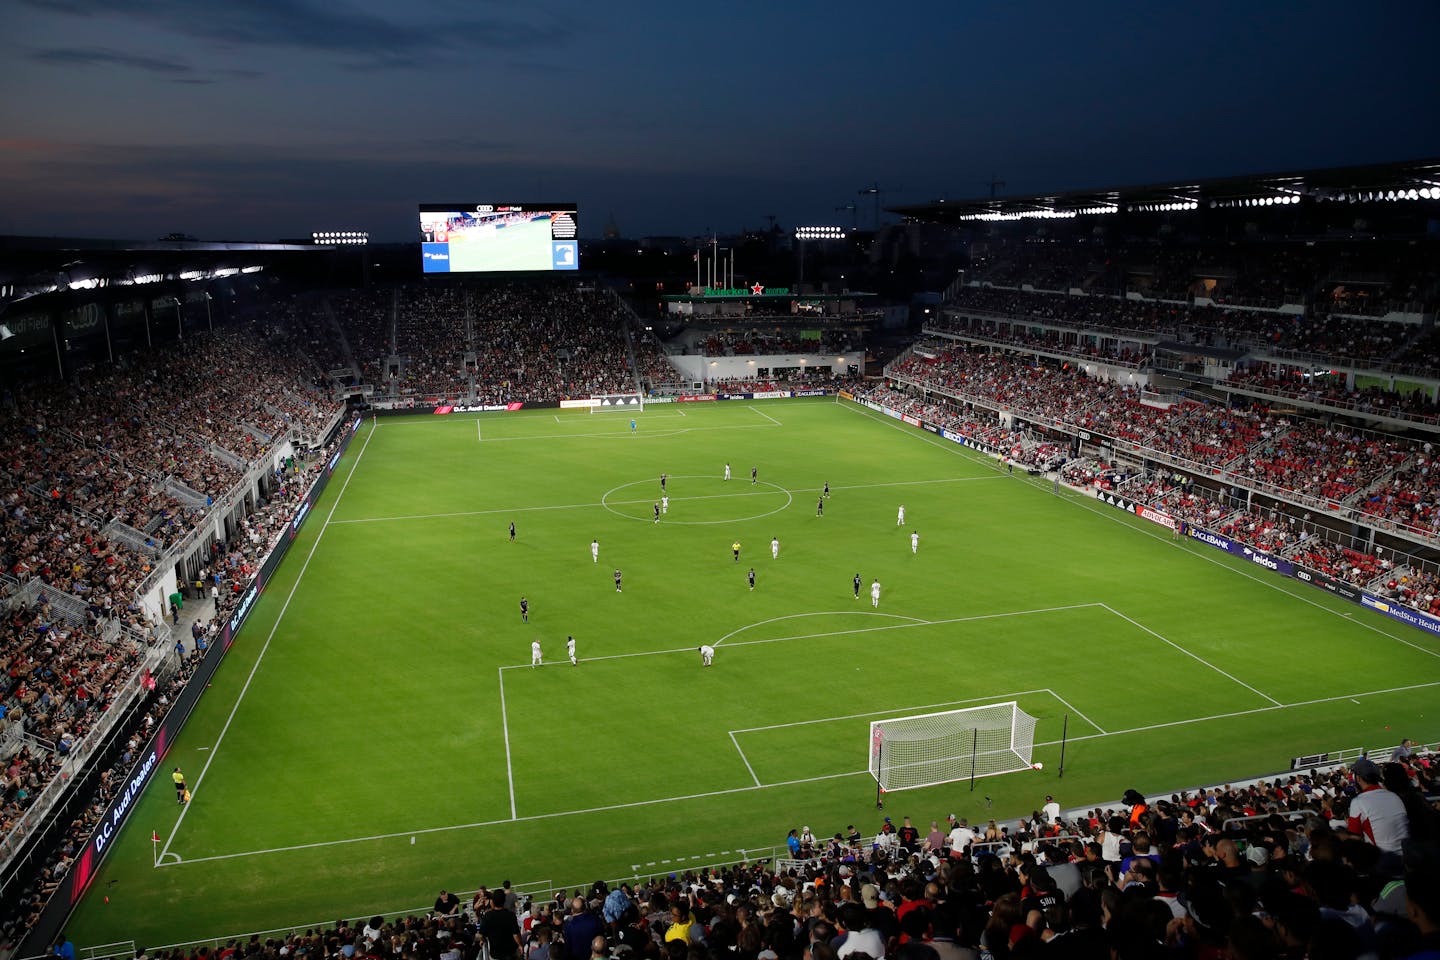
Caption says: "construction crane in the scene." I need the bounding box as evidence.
[857,182,891,231]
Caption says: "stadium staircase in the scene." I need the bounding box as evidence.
[1342,452,1417,509]
[319,297,361,389]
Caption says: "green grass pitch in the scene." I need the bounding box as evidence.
[65,397,1440,948]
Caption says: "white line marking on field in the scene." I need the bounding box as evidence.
[477,420,482,442]
[730,731,762,787]
[498,669,517,820]
[1030,679,1440,748]
[714,610,928,646]
[479,424,778,443]
[1099,603,1281,706]
[330,477,1004,525]
[554,415,562,424]
[195,747,210,751]
[749,405,783,426]
[1351,698,1362,704]
[839,400,1002,468]
[1043,687,1108,736]
[156,766,872,869]
[158,671,1440,871]
[158,423,376,865]
[731,689,1054,734]
[1037,468,1440,661]
[499,603,1102,671]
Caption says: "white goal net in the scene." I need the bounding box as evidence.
[869,701,1038,792]
[589,393,644,413]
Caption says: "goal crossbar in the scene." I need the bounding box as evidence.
[869,700,1038,793]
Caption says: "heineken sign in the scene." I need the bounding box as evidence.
[699,284,792,297]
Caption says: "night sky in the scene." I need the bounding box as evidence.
[2,0,1437,242]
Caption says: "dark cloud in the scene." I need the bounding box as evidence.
[29,46,198,77]
[18,0,571,67]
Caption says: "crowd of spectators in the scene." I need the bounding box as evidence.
[887,345,1435,516]
[945,287,1431,372]
[696,330,856,357]
[0,315,346,916]
[89,747,1440,960]
[1225,369,1440,426]
[394,288,469,401]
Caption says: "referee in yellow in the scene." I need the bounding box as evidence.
[732,540,741,563]
[172,767,187,804]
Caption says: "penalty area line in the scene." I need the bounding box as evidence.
[749,405,783,426]
[156,767,872,869]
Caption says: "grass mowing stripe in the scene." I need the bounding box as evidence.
[158,424,376,863]
[1098,603,1282,706]
[1046,677,1440,745]
[158,767,876,870]
[328,476,1007,526]
[729,689,1060,734]
[1034,472,1440,660]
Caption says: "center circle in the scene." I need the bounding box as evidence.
[600,475,794,525]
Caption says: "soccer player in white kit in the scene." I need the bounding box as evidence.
[871,579,882,608]
[771,537,780,559]
[661,495,669,514]
[699,644,715,666]
[566,635,577,666]
[530,639,542,667]
[591,538,599,563]
[897,504,906,525]
[911,531,919,554]
[724,462,731,481]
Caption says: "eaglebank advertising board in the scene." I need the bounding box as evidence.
[21,418,365,955]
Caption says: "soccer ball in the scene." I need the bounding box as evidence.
[1033,762,1044,770]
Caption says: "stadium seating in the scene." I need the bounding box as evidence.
[67,747,1438,960]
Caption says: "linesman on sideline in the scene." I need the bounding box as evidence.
[509,521,516,542]
[520,596,529,623]
[172,767,187,804]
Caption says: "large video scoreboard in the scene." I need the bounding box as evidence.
[419,203,578,273]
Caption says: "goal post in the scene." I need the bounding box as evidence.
[869,701,1038,794]
[589,393,645,413]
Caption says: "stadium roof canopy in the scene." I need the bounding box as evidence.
[890,157,1440,223]
[0,236,323,308]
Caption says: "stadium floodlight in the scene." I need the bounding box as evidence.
[795,226,846,240]
[869,701,1039,794]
